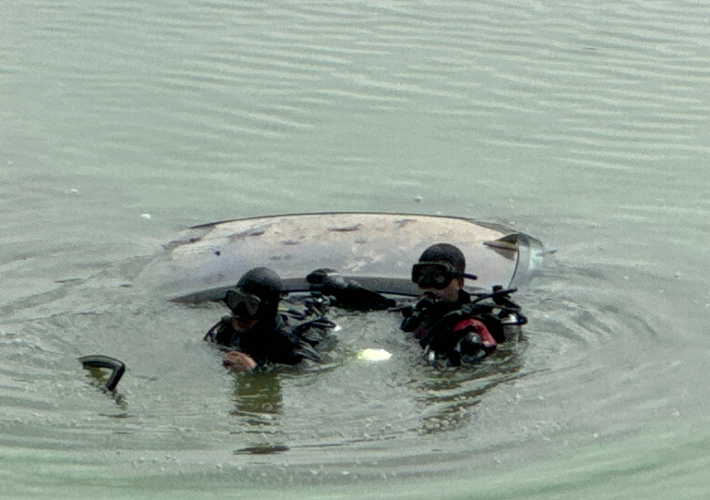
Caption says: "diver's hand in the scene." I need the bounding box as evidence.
[306,269,347,290]
[222,350,257,372]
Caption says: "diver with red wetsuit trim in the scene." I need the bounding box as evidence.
[307,243,526,367]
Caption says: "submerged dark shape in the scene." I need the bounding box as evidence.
[234,445,290,455]
[78,355,126,391]
[137,212,546,303]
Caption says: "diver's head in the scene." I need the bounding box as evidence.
[411,243,476,301]
[225,267,282,331]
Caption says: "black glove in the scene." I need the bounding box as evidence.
[306,269,349,292]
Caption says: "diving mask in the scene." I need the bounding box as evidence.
[411,262,477,290]
[225,288,262,318]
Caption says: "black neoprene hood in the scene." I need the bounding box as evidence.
[417,243,466,273]
[236,267,283,304]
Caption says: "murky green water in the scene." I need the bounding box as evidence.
[2,1,710,498]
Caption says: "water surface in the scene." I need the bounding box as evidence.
[2,0,710,498]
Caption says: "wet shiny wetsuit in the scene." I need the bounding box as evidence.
[205,267,336,370]
[400,290,476,340]
[205,312,330,367]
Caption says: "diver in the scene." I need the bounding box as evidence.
[307,243,526,367]
[204,267,334,373]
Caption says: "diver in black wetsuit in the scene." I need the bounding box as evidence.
[307,243,526,367]
[204,267,334,372]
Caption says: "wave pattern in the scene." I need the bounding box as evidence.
[2,0,710,493]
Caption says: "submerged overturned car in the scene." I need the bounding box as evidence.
[137,212,545,302]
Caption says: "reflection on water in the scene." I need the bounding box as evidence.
[3,0,710,493]
[414,342,529,434]
[230,371,288,455]
[230,371,284,427]
[81,365,129,418]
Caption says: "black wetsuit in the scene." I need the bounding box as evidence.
[204,312,332,367]
[400,290,475,339]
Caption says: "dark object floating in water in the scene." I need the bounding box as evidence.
[234,445,290,455]
[78,355,126,391]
